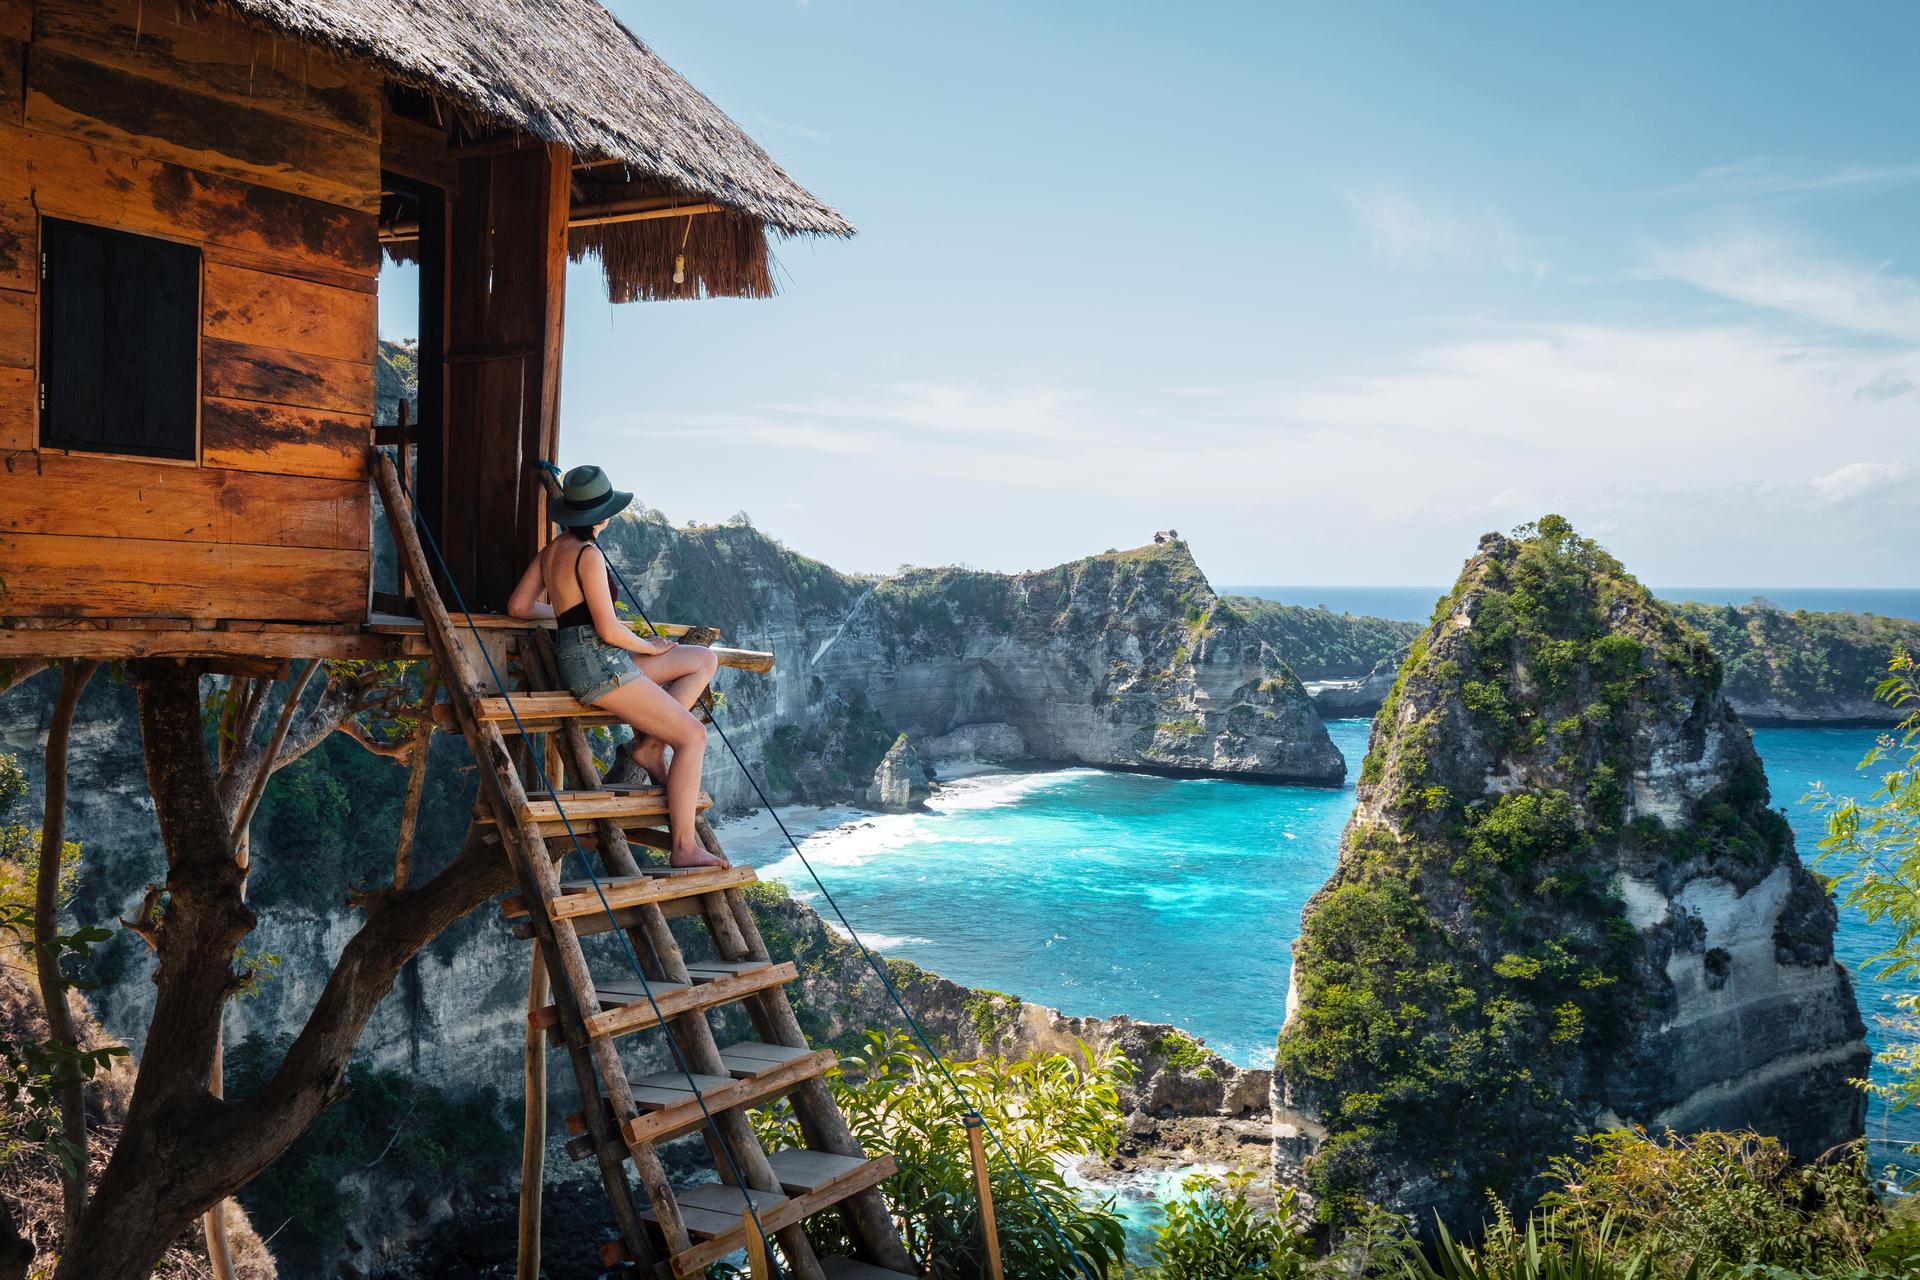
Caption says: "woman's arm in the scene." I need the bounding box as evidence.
[506,552,555,621]
[581,545,672,654]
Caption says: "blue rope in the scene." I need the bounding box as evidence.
[581,492,1103,1280]
[384,453,784,1277]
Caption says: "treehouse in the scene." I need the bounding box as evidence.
[0,0,847,663]
[0,4,931,1278]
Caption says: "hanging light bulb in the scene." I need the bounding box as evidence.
[673,253,686,285]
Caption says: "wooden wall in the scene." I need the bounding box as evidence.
[0,0,380,623]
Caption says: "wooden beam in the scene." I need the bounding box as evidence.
[567,200,727,231]
[0,626,402,661]
[381,198,728,242]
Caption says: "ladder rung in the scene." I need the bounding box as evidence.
[621,1049,834,1147]
[766,1148,872,1196]
[651,1155,897,1278]
[716,1040,817,1078]
[475,691,621,729]
[528,961,798,1039]
[666,1182,790,1237]
[501,863,754,921]
[478,788,713,834]
[561,1048,835,1149]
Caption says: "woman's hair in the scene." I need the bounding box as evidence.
[563,524,599,541]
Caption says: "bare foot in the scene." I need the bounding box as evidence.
[668,844,728,869]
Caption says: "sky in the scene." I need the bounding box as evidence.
[382,2,1920,587]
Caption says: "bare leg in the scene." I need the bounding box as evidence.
[593,675,722,867]
[628,646,722,785]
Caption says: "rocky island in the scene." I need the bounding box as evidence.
[1271,518,1868,1234]
[599,514,1347,798]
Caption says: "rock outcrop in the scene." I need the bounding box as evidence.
[866,734,931,811]
[601,518,1345,799]
[1271,518,1867,1236]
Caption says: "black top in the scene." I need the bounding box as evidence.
[555,539,620,630]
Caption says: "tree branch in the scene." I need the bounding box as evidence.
[337,717,417,763]
[34,658,97,1236]
[228,660,321,849]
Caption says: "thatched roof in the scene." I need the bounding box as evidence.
[219,0,852,238]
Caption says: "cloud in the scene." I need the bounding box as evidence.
[1643,229,1920,340]
[1809,460,1914,503]
[1341,189,1546,279]
[1663,157,1920,201]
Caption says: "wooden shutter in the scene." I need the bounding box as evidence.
[40,218,200,460]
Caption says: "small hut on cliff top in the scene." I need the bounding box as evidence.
[0,0,845,649]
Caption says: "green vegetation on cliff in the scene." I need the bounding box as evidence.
[1670,601,1920,721]
[1276,517,1797,1228]
[1221,596,1423,681]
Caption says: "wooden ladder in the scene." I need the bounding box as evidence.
[374,453,916,1280]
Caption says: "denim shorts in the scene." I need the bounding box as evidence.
[555,625,642,704]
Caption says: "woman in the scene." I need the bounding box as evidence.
[507,465,724,869]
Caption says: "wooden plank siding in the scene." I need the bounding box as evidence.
[201,398,370,481]
[0,453,366,549]
[0,36,23,127]
[0,366,30,450]
[0,532,364,620]
[24,45,378,212]
[0,285,28,368]
[0,124,377,278]
[0,199,35,291]
[0,1,384,625]
[202,262,376,364]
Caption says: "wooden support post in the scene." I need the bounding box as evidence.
[393,719,432,889]
[964,1115,1005,1280]
[517,949,548,1280]
[744,1212,773,1280]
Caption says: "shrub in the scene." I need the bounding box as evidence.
[1525,1129,1886,1275]
[1146,1171,1313,1279]
[751,1032,1129,1278]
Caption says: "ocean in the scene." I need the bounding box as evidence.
[1224,585,1920,624]
[730,719,1916,1170]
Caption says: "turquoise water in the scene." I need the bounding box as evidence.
[738,720,1914,1155]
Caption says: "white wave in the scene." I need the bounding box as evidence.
[822,920,931,951]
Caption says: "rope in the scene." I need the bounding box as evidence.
[562,466,1101,1280]
[383,453,785,1277]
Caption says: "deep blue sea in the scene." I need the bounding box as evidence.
[1225,585,1920,623]
[733,720,1917,1170]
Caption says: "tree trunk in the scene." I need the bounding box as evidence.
[33,659,97,1237]
[53,660,511,1280]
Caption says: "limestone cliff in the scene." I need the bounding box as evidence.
[1271,518,1867,1236]
[600,517,1345,796]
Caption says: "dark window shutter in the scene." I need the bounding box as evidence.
[40,219,199,460]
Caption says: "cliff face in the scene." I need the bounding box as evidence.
[1225,597,1422,682]
[602,519,1345,794]
[1271,519,1867,1235]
